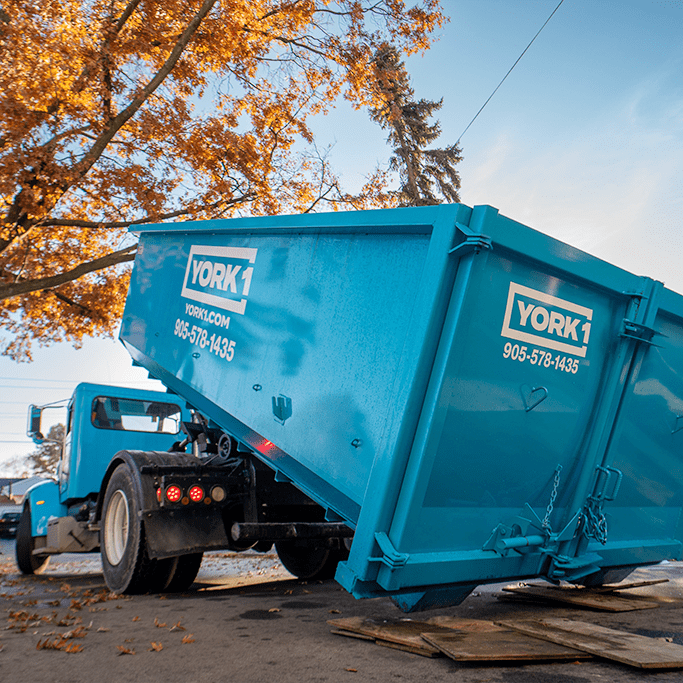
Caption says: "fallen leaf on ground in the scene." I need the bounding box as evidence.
[169,621,186,632]
[117,645,136,655]
[149,642,163,652]
[181,634,195,644]
[154,617,167,628]
[64,642,84,653]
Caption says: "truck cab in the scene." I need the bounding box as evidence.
[17,383,189,574]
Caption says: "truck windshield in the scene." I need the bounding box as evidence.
[91,396,181,434]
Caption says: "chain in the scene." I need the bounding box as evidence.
[542,464,563,531]
[582,496,608,544]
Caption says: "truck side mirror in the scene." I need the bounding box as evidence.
[27,405,44,444]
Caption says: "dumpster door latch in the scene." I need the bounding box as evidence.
[370,532,409,570]
[579,466,623,545]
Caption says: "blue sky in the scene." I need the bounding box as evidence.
[1,0,682,471]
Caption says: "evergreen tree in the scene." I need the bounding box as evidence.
[370,44,462,206]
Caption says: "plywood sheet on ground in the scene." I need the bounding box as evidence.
[422,629,592,663]
[499,617,683,669]
[500,584,659,611]
[589,578,669,593]
[328,617,500,657]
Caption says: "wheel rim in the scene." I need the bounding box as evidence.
[104,489,129,566]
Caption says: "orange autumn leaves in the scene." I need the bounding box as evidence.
[0,1,444,360]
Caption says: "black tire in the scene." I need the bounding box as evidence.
[160,553,204,592]
[15,502,49,575]
[100,464,157,594]
[275,540,348,581]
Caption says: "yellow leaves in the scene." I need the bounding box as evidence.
[181,634,196,644]
[1,0,444,359]
[149,641,163,652]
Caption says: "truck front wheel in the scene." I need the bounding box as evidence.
[15,502,49,575]
[101,464,157,594]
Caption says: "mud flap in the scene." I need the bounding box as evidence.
[143,508,230,559]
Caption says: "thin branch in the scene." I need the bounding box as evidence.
[38,195,256,230]
[51,290,95,316]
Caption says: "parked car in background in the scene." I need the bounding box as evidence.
[0,511,21,538]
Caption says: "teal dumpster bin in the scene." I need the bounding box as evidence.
[121,204,683,610]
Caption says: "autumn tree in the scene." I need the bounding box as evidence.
[4,423,64,478]
[369,43,461,206]
[0,1,444,360]
[24,423,64,477]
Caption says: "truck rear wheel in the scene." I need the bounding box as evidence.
[15,502,49,575]
[275,540,347,581]
[101,464,157,594]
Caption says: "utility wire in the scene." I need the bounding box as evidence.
[456,0,566,145]
[0,376,78,383]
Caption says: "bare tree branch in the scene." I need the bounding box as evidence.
[37,194,257,229]
[0,245,137,300]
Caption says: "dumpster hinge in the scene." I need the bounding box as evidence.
[620,319,664,346]
[369,532,409,570]
[449,233,492,257]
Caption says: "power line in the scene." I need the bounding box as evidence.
[0,376,78,383]
[456,0,566,144]
[0,385,73,390]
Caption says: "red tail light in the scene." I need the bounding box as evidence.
[188,485,204,502]
[166,485,182,502]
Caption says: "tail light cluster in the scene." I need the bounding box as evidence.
[156,481,227,506]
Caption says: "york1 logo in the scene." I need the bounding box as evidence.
[180,245,257,315]
[501,282,593,358]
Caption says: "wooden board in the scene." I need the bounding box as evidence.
[500,584,660,611]
[328,617,451,656]
[328,617,501,657]
[329,629,374,641]
[589,578,669,594]
[422,629,592,663]
[375,639,442,657]
[498,617,683,669]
